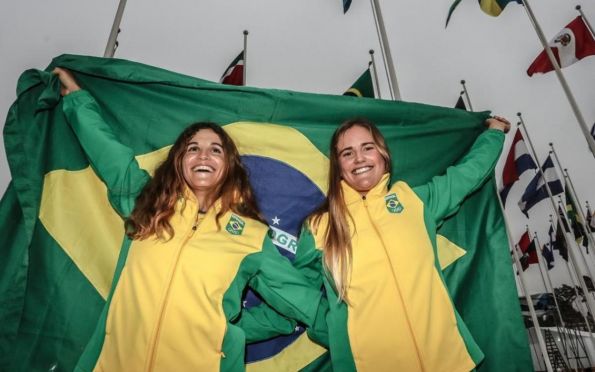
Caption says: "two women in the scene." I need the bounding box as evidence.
[298,117,509,371]
[54,68,320,372]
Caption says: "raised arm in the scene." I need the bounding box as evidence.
[413,117,509,225]
[55,68,150,218]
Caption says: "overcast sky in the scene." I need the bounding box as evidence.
[1,0,594,292]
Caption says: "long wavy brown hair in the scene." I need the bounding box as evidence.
[126,122,264,240]
[311,118,391,301]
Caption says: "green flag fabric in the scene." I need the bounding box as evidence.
[0,54,531,371]
[343,67,374,98]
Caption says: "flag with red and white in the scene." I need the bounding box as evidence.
[527,16,595,76]
[220,51,244,86]
[499,129,537,206]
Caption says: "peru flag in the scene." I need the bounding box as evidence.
[499,129,537,206]
[527,16,595,76]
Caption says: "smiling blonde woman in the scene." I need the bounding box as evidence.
[296,117,510,372]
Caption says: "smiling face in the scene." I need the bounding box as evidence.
[181,129,227,199]
[336,125,387,195]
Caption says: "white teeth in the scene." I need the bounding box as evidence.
[353,166,372,175]
[192,165,214,172]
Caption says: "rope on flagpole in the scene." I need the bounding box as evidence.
[243,30,249,86]
[104,0,127,58]
[369,0,401,100]
[369,49,382,99]
[521,0,595,158]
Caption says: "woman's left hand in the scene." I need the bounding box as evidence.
[486,115,511,133]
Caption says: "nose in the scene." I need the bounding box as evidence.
[199,149,209,159]
[354,150,364,163]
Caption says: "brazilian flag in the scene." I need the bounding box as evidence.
[343,66,374,98]
[0,54,531,371]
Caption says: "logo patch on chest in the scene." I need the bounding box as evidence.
[226,214,246,235]
[384,193,404,214]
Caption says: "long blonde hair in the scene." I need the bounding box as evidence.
[311,118,391,301]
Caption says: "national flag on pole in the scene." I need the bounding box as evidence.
[499,129,537,206]
[588,204,595,230]
[455,94,467,110]
[518,155,563,217]
[551,222,569,261]
[565,187,587,248]
[527,16,595,76]
[517,231,538,271]
[0,54,531,372]
[542,243,554,270]
[445,0,522,27]
[343,65,375,98]
[220,51,244,86]
[343,0,352,13]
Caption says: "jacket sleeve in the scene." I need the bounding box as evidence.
[62,90,150,218]
[248,236,322,328]
[235,302,297,343]
[293,223,329,347]
[413,129,504,225]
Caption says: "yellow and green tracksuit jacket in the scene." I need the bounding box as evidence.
[295,129,504,372]
[62,90,321,372]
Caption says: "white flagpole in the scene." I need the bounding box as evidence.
[549,145,595,276]
[494,181,553,371]
[460,80,474,111]
[369,49,382,99]
[243,30,249,86]
[103,0,127,58]
[518,115,595,320]
[533,232,579,371]
[511,240,554,371]
[550,143,595,259]
[521,0,595,158]
[576,5,595,37]
[369,0,401,100]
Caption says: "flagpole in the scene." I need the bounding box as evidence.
[521,0,595,158]
[369,49,382,99]
[493,183,553,370]
[525,227,550,294]
[460,80,474,111]
[369,0,401,100]
[103,0,127,58]
[576,5,595,37]
[243,30,249,86]
[518,115,595,320]
[511,236,554,371]
[549,143,595,269]
[533,232,579,370]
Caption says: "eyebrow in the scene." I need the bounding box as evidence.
[187,141,224,148]
[338,142,375,155]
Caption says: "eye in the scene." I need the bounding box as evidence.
[211,146,223,155]
[364,145,376,152]
[341,150,354,158]
[187,145,199,153]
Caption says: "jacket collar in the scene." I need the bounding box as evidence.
[341,173,390,205]
[180,186,222,215]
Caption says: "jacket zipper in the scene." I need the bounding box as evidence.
[145,210,200,371]
[361,196,425,372]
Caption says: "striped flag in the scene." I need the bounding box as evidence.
[446,0,522,27]
[527,16,595,76]
[220,51,244,85]
[518,155,563,217]
[499,129,537,206]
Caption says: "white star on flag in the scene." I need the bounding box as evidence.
[272,216,280,225]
